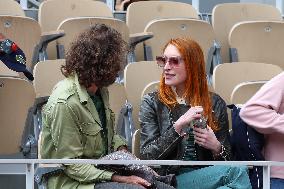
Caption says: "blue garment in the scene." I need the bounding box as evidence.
[229,105,264,189]
[271,178,284,189]
[176,165,252,189]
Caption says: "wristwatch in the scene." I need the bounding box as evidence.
[0,39,18,54]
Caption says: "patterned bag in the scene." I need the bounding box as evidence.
[98,151,177,189]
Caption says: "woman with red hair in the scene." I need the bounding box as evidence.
[139,38,252,189]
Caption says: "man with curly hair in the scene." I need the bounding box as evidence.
[40,24,152,189]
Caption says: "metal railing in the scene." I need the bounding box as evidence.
[0,159,283,189]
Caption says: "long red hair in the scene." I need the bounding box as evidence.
[158,38,218,131]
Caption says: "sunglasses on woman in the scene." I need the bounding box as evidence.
[156,55,183,68]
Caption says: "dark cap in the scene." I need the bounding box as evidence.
[0,45,34,81]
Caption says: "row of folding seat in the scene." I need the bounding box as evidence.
[1,1,284,71]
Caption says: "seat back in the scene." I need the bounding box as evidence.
[126,1,198,61]
[230,81,267,105]
[132,129,141,158]
[0,0,25,16]
[0,77,35,155]
[22,60,65,159]
[144,18,215,65]
[141,80,159,99]
[0,16,41,70]
[39,0,113,32]
[38,0,113,59]
[33,59,65,98]
[0,61,19,77]
[124,61,162,129]
[108,82,128,127]
[57,17,129,59]
[127,1,198,34]
[212,3,282,63]
[213,62,282,104]
[229,21,284,69]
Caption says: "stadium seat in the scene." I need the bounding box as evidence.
[0,16,41,70]
[0,15,63,73]
[126,1,199,61]
[108,82,128,127]
[124,61,162,129]
[230,80,267,105]
[144,18,219,80]
[56,17,129,59]
[18,59,66,159]
[33,59,65,98]
[212,3,282,63]
[229,21,284,69]
[38,0,113,60]
[213,62,282,104]
[141,80,159,99]
[0,61,19,77]
[132,129,141,158]
[0,77,35,156]
[0,0,25,16]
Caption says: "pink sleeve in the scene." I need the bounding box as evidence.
[240,72,284,134]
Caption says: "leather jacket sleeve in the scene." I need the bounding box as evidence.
[211,93,232,160]
[139,92,183,160]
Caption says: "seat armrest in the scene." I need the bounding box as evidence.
[40,30,65,45]
[129,32,153,47]
[32,30,65,65]
[128,32,153,63]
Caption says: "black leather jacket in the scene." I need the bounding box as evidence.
[139,92,232,163]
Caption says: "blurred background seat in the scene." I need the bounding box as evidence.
[0,77,35,157]
[212,62,282,104]
[212,3,282,63]
[229,21,284,69]
[230,80,267,105]
[38,0,113,60]
[124,61,162,129]
[0,0,25,16]
[126,1,199,61]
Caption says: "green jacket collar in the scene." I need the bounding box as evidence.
[73,74,110,107]
[72,74,111,127]
[74,74,89,104]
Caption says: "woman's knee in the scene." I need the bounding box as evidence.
[225,166,252,189]
[228,166,249,176]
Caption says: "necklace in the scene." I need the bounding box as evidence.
[171,86,187,105]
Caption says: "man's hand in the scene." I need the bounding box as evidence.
[112,174,151,188]
[117,145,128,152]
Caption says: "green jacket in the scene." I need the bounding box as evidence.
[40,74,127,189]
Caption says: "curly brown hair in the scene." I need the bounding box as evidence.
[61,24,128,88]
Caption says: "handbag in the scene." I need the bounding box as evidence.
[97,151,177,189]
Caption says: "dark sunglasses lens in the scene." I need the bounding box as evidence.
[156,56,166,67]
[168,57,179,65]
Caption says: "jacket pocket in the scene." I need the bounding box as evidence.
[81,122,101,135]
[80,122,103,157]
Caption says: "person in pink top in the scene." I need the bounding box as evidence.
[240,71,284,189]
